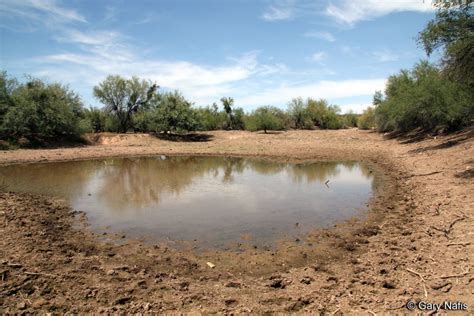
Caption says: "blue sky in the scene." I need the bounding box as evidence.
[0,0,437,113]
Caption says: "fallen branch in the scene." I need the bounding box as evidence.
[430,216,466,238]
[447,242,471,247]
[24,271,58,278]
[406,171,442,178]
[440,268,470,279]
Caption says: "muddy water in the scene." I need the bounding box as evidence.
[0,156,376,248]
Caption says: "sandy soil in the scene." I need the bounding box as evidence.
[1,129,473,313]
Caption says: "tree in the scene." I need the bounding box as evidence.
[358,107,376,130]
[220,97,234,129]
[1,77,85,139]
[93,75,158,133]
[418,1,474,87]
[247,106,286,133]
[151,91,198,134]
[287,97,312,129]
[374,61,473,132]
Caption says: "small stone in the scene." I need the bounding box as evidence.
[17,302,26,310]
[206,262,216,268]
[106,269,116,276]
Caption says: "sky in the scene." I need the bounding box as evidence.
[0,0,437,113]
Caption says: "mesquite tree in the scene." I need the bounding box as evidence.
[93,75,158,133]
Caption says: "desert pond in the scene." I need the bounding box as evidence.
[0,156,376,248]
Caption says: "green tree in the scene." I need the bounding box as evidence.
[418,1,474,87]
[1,77,85,139]
[375,61,473,132]
[93,75,158,133]
[151,91,198,134]
[358,107,376,130]
[246,106,286,133]
[220,97,234,129]
[287,97,312,129]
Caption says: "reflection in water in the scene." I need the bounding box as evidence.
[0,156,375,248]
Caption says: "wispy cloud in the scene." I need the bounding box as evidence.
[308,51,327,63]
[372,49,399,62]
[34,28,289,105]
[103,6,117,23]
[303,31,336,42]
[261,0,295,21]
[326,0,434,25]
[0,0,86,25]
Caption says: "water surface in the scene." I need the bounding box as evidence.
[0,156,375,248]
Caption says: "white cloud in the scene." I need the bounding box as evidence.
[261,0,295,21]
[237,79,387,108]
[372,49,399,62]
[308,51,327,63]
[326,0,434,25]
[0,0,86,25]
[303,31,336,42]
[34,29,289,105]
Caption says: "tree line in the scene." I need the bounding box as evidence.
[0,71,361,146]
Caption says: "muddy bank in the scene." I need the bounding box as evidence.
[1,129,473,313]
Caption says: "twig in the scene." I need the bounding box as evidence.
[447,242,471,247]
[406,268,424,280]
[431,216,466,238]
[406,171,442,178]
[440,268,470,279]
[24,271,58,278]
[367,310,377,316]
[406,268,428,298]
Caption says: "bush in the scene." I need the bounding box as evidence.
[0,75,86,140]
[341,111,359,128]
[245,106,287,133]
[150,91,198,134]
[375,61,473,132]
[358,107,376,130]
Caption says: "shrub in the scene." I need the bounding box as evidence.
[245,106,286,133]
[150,91,198,134]
[1,76,86,139]
[358,107,376,130]
[375,61,473,132]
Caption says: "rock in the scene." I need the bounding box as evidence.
[224,298,238,306]
[225,281,242,288]
[300,276,314,285]
[206,262,216,268]
[113,296,132,305]
[382,280,396,289]
[17,302,26,310]
[269,278,286,289]
[106,269,116,276]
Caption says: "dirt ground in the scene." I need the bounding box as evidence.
[1,129,473,314]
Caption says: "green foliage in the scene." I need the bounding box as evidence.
[0,73,86,140]
[93,75,158,133]
[287,97,313,129]
[82,107,108,133]
[375,61,473,132]
[150,91,198,134]
[341,111,359,128]
[418,1,474,87]
[195,103,223,130]
[358,107,376,130]
[287,97,343,129]
[245,106,287,133]
[220,97,235,129]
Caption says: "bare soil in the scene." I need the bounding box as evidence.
[1,129,473,313]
